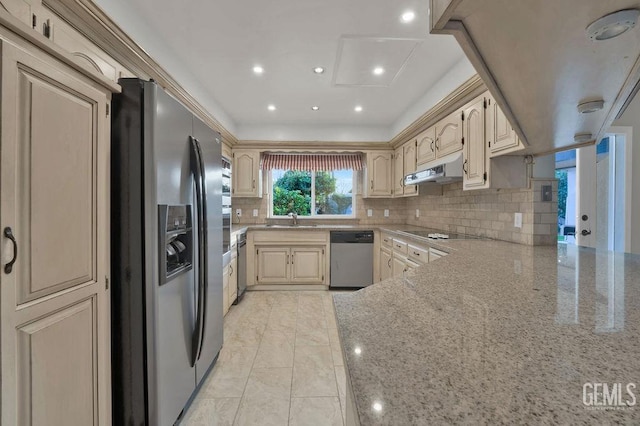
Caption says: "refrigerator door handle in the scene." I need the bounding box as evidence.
[189,136,208,366]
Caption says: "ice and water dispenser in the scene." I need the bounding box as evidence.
[159,205,193,284]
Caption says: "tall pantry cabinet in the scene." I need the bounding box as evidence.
[0,26,116,426]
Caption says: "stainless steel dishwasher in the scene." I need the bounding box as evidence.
[234,231,247,303]
[330,231,374,288]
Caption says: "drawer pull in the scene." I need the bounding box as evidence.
[413,252,420,256]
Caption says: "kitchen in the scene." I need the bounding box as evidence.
[0,0,639,425]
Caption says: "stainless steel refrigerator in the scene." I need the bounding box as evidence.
[111,79,223,426]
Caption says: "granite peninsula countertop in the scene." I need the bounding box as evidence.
[333,240,640,425]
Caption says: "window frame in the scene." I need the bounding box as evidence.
[268,169,356,219]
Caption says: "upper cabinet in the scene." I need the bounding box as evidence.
[363,151,393,198]
[462,95,488,190]
[430,0,640,155]
[416,126,437,166]
[486,95,524,157]
[402,141,418,196]
[393,147,404,197]
[434,109,463,157]
[232,150,262,198]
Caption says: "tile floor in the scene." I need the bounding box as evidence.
[181,291,348,426]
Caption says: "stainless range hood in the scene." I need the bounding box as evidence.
[404,151,463,185]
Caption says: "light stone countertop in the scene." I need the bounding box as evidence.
[333,240,640,425]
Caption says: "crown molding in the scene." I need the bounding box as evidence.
[389,73,485,148]
[42,0,239,146]
[234,140,391,152]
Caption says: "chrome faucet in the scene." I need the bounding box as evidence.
[288,212,298,226]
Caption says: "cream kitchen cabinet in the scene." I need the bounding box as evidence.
[435,109,463,157]
[0,39,114,426]
[393,146,404,196]
[462,95,489,190]
[256,246,325,284]
[229,252,238,306]
[392,254,408,277]
[416,126,437,166]
[393,140,418,198]
[232,150,262,197]
[380,247,392,282]
[487,96,525,157]
[402,141,418,196]
[363,151,393,198]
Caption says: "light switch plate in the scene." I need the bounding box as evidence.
[384,209,389,217]
[367,209,373,217]
[514,212,522,228]
[235,208,242,217]
[252,209,259,217]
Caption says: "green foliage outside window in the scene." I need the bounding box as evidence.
[273,170,353,216]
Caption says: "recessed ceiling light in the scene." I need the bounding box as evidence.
[372,402,383,412]
[577,99,604,114]
[267,104,276,111]
[311,106,320,111]
[401,11,415,23]
[313,67,325,74]
[253,65,264,74]
[372,67,385,76]
[354,105,363,112]
[586,9,640,41]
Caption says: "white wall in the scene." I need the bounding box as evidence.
[236,124,390,142]
[612,95,639,254]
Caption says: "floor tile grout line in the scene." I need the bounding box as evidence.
[231,296,270,426]
[288,292,301,425]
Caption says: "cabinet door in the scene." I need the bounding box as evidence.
[392,255,407,277]
[0,42,111,426]
[435,110,463,157]
[403,141,418,196]
[463,96,489,190]
[1,0,35,26]
[393,147,404,197]
[256,247,289,284]
[379,248,392,282]
[416,127,437,165]
[223,265,229,316]
[488,97,523,156]
[405,259,421,273]
[233,151,261,197]
[291,247,324,284]
[364,151,393,197]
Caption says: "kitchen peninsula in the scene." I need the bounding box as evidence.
[334,237,640,424]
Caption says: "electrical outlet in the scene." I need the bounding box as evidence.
[252,209,259,217]
[235,208,242,217]
[384,209,389,218]
[367,209,373,217]
[514,212,522,228]
[415,209,420,218]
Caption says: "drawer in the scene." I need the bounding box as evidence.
[381,233,394,248]
[392,239,408,255]
[408,244,428,264]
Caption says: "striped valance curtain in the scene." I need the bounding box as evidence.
[260,153,364,171]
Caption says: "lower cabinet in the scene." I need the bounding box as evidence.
[223,264,229,316]
[392,255,408,277]
[380,248,392,281]
[223,253,237,317]
[256,246,325,284]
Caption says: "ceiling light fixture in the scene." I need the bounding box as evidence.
[313,67,325,74]
[253,65,264,74]
[311,106,320,111]
[267,104,276,111]
[372,402,383,412]
[372,66,385,76]
[574,132,593,143]
[577,99,605,114]
[401,11,416,23]
[354,105,363,112]
[586,9,640,41]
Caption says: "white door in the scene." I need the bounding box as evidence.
[571,130,632,251]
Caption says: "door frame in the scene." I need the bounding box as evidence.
[607,126,633,253]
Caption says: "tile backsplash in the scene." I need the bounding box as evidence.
[232,176,558,246]
[404,179,558,245]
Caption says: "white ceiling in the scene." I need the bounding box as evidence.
[94,0,474,141]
